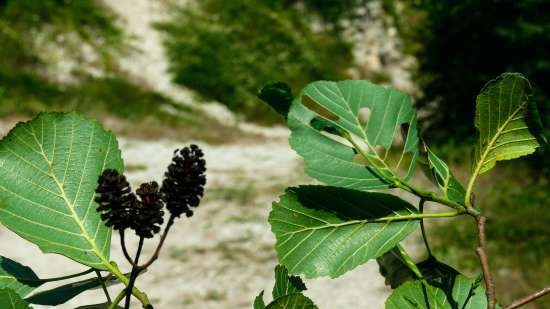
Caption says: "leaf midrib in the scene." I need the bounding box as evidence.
[27,121,111,268]
[465,92,528,206]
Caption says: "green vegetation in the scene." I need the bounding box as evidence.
[388,0,550,174]
[431,167,549,309]
[255,73,547,308]
[156,0,354,122]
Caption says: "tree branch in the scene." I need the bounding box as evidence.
[503,287,550,309]
[475,215,496,309]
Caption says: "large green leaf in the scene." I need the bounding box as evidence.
[0,112,123,268]
[270,186,419,278]
[288,80,419,190]
[265,294,318,309]
[0,288,32,309]
[0,256,41,297]
[472,73,545,177]
[386,272,487,309]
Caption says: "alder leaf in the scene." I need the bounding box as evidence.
[0,288,33,309]
[419,144,466,204]
[265,293,318,309]
[270,186,419,278]
[472,73,545,177]
[0,256,42,297]
[254,291,266,309]
[385,273,487,309]
[0,112,123,269]
[288,80,419,191]
[74,303,123,309]
[26,273,124,305]
[272,265,306,299]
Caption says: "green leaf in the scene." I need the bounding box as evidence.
[258,82,294,117]
[0,112,123,269]
[254,291,266,309]
[0,256,42,297]
[272,265,306,299]
[419,144,466,204]
[288,80,419,191]
[26,273,122,305]
[377,250,460,290]
[472,73,546,176]
[270,186,419,278]
[386,273,487,309]
[0,288,33,309]
[265,293,318,309]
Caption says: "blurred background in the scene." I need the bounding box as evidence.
[0,0,548,308]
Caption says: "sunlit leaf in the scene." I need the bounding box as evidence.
[288,80,419,191]
[0,112,123,268]
[472,73,545,176]
[270,186,419,278]
[272,265,306,299]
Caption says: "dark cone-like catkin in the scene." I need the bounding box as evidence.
[95,169,137,231]
[161,144,207,218]
[134,181,164,238]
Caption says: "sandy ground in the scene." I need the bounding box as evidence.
[0,120,397,308]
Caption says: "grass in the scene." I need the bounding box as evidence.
[429,162,549,309]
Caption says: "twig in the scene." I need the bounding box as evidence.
[125,237,145,309]
[475,215,496,309]
[418,198,433,257]
[503,287,550,309]
[94,270,112,303]
[141,214,176,269]
[120,230,138,267]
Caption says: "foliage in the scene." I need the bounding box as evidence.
[156,0,353,121]
[256,73,547,308]
[388,0,550,174]
[0,112,208,308]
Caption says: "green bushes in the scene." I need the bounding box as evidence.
[389,0,550,174]
[157,0,353,121]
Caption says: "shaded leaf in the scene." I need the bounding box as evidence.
[0,256,42,297]
[386,272,487,309]
[265,293,318,309]
[473,73,546,176]
[270,186,419,278]
[377,250,460,290]
[0,288,32,309]
[26,273,123,305]
[272,265,306,299]
[288,80,419,191]
[0,112,123,268]
[258,82,293,117]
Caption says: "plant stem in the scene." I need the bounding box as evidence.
[120,230,138,267]
[125,237,145,309]
[108,290,126,309]
[504,287,550,309]
[95,270,112,303]
[104,261,150,306]
[141,214,176,269]
[475,215,496,309]
[418,199,433,257]
[37,268,95,283]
